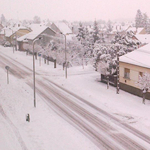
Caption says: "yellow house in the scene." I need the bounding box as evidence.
[119,43,150,99]
[5,27,31,45]
[136,28,147,34]
[15,27,31,38]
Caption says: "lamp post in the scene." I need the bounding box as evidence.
[115,44,120,94]
[32,37,42,107]
[60,32,72,79]
[9,28,15,53]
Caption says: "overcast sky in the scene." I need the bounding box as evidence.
[0,0,150,22]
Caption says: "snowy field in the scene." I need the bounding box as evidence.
[0,46,150,150]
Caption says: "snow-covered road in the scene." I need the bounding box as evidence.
[0,47,150,149]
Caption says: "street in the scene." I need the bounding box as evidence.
[0,50,150,149]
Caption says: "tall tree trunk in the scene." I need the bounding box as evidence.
[107,76,109,89]
[54,59,56,68]
[143,93,146,104]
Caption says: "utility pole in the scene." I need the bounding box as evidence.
[12,30,14,53]
[15,33,17,50]
[116,45,120,94]
[64,34,67,79]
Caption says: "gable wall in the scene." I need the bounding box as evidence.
[51,23,61,33]
[16,29,31,38]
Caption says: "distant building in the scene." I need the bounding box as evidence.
[0,26,31,46]
[51,21,73,34]
[126,27,146,35]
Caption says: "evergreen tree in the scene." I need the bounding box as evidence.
[76,22,85,42]
[146,19,150,34]
[1,14,6,24]
[92,20,100,43]
[143,13,149,31]
[84,27,89,41]
[107,20,112,32]
[135,9,143,28]
[83,27,90,49]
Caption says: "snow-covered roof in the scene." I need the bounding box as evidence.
[17,26,31,31]
[54,22,72,34]
[4,29,13,37]
[17,26,47,41]
[127,27,145,35]
[135,34,150,44]
[0,26,31,37]
[28,24,43,31]
[120,43,150,68]
[126,27,136,32]
[17,33,28,42]
[66,34,76,41]
[17,26,56,41]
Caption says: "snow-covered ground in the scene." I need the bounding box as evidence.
[0,46,150,150]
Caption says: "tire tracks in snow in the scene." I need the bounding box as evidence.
[0,51,150,149]
[0,105,28,150]
[35,80,147,150]
[44,77,150,145]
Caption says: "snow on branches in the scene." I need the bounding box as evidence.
[93,44,119,74]
[136,72,150,92]
[136,72,150,104]
[112,31,140,51]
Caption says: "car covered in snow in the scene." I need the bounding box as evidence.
[4,41,11,47]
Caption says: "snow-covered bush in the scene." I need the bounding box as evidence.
[136,72,150,91]
[136,72,150,104]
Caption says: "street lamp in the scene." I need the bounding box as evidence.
[60,32,72,79]
[33,37,42,107]
[9,28,15,53]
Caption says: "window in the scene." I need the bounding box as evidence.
[124,68,130,79]
[139,72,143,77]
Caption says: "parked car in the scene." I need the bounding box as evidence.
[4,41,11,47]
